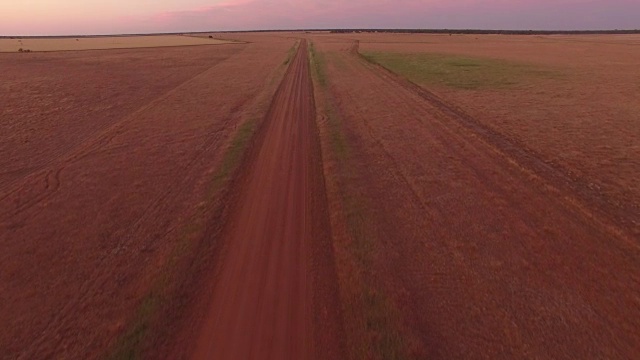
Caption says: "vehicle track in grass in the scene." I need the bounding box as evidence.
[354,40,639,243]
[313,37,640,359]
[0,45,244,196]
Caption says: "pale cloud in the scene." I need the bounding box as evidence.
[142,0,640,32]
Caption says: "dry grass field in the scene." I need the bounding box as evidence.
[308,32,640,359]
[356,33,640,207]
[0,35,233,52]
[0,32,638,359]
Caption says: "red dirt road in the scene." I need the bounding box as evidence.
[192,40,320,359]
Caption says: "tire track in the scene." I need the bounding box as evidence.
[354,43,640,243]
[16,97,251,360]
[0,48,243,216]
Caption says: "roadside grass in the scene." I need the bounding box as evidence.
[283,41,300,65]
[309,42,408,360]
[208,118,257,196]
[309,44,346,159]
[341,195,407,360]
[107,118,261,360]
[106,224,199,360]
[309,42,327,87]
[362,51,558,90]
[207,39,296,195]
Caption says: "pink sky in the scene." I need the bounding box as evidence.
[1,0,638,35]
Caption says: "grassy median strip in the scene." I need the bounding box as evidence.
[310,42,408,360]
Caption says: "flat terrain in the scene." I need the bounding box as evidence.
[355,33,640,209]
[0,33,638,359]
[310,33,640,358]
[0,35,232,52]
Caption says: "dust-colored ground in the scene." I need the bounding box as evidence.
[309,33,640,358]
[0,35,232,52]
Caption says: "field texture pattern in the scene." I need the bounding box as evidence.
[0,33,638,359]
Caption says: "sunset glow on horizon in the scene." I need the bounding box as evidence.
[1,0,639,36]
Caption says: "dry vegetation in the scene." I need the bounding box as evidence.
[308,32,640,358]
[0,33,294,359]
[356,33,640,208]
[0,35,233,52]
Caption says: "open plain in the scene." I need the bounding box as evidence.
[1,32,639,359]
[0,35,233,52]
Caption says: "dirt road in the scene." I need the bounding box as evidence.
[192,40,324,359]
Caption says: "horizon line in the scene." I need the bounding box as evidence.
[2,28,640,38]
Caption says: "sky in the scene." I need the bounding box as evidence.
[1,0,639,36]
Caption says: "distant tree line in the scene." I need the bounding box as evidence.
[327,29,640,35]
[194,29,640,35]
[3,29,639,39]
